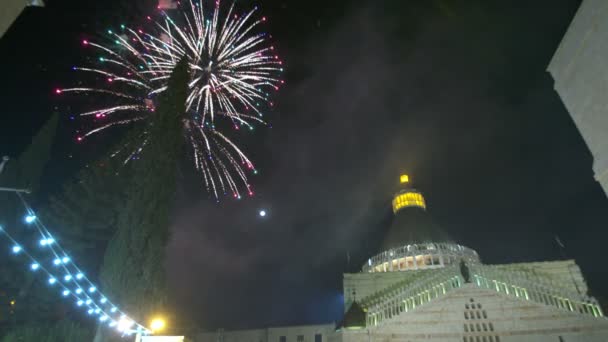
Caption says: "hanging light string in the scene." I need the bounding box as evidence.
[0,192,151,337]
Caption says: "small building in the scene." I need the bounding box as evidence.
[0,0,43,39]
[196,175,608,342]
[548,0,608,197]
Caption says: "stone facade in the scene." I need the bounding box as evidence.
[341,284,608,342]
[195,257,608,342]
[548,0,608,197]
[0,0,43,39]
[196,325,336,342]
[194,179,608,341]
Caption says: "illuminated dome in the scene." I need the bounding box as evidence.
[363,174,479,273]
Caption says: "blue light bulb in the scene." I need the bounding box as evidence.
[89,286,96,293]
[64,275,72,281]
[77,300,84,306]
[30,263,39,270]
[62,257,70,263]
[62,290,70,296]
[24,215,36,224]
[76,273,84,280]
[53,258,61,265]
[76,288,83,294]
[85,299,92,305]
[48,277,56,285]
[12,245,22,253]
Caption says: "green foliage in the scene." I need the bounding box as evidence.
[0,113,59,194]
[0,113,59,328]
[96,59,188,341]
[41,157,130,273]
[1,319,93,342]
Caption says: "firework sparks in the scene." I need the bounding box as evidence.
[59,0,283,199]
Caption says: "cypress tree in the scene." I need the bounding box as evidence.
[96,58,188,341]
[0,113,59,331]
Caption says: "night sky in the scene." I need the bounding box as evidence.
[2,0,607,332]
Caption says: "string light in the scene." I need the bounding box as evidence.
[0,194,151,336]
[24,215,36,224]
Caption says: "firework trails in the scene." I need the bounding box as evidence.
[58,0,283,199]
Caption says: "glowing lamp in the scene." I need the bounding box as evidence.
[75,288,83,294]
[400,174,409,184]
[12,245,22,254]
[150,317,166,332]
[62,257,70,263]
[259,210,267,217]
[117,317,135,332]
[48,277,57,285]
[53,258,61,265]
[89,286,96,293]
[31,263,40,270]
[24,214,37,224]
[64,275,72,281]
[77,300,84,306]
[76,273,84,280]
[62,290,70,296]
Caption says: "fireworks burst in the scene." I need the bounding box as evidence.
[58,0,283,199]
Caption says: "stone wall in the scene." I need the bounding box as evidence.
[0,0,26,38]
[548,0,608,197]
[343,284,608,342]
[195,324,336,342]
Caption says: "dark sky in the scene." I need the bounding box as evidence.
[2,0,608,332]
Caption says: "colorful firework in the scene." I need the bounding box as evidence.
[58,0,283,199]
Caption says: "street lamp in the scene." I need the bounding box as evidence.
[150,317,166,333]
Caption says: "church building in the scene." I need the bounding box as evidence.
[196,175,608,342]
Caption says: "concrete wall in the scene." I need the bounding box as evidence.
[0,0,26,38]
[195,325,336,342]
[488,260,588,295]
[343,269,431,311]
[548,0,608,197]
[343,284,608,342]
